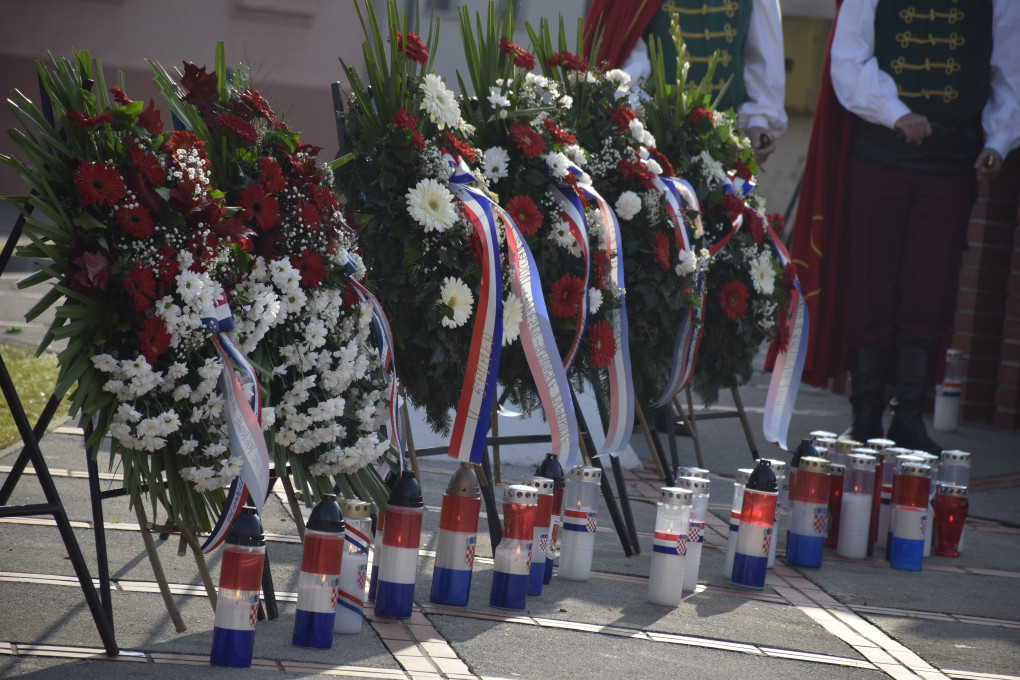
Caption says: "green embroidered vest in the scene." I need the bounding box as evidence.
[643,0,752,111]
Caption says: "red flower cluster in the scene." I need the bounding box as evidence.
[68,111,113,128]
[215,113,257,144]
[549,274,584,317]
[689,107,713,125]
[783,261,797,288]
[767,212,785,235]
[443,130,476,163]
[74,162,126,207]
[392,108,418,131]
[291,248,327,288]
[241,88,280,127]
[592,250,609,290]
[136,100,164,136]
[718,280,749,320]
[775,306,792,353]
[742,207,764,244]
[732,161,753,181]
[560,173,589,210]
[498,38,537,71]
[510,122,546,158]
[505,195,542,236]
[587,320,616,369]
[722,195,745,222]
[545,51,587,72]
[139,317,171,364]
[396,32,429,66]
[180,62,219,116]
[124,262,157,312]
[652,232,671,270]
[617,158,656,190]
[607,104,637,131]
[542,118,576,146]
[647,148,674,177]
[237,184,280,232]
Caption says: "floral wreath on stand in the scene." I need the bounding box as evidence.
[2,52,250,531]
[150,46,396,510]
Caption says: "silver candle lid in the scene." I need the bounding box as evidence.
[341,499,373,518]
[503,484,537,504]
[799,457,830,474]
[828,463,846,476]
[568,465,602,484]
[846,452,877,470]
[898,463,931,478]
[936,483,968,497]
[940,450,971,465]
[866,438,896,452]
[529,476,554,494]
[659,487,694,505]
[735,468,754,485]
[676,476,710,493]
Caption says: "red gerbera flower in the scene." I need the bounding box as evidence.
[497,38,536,70]
[108,86,132,105]
[652,232,671,270]
[505,195,542,236]
[743,207,764,244]
[164,130,206,159]
[718,280,749,320]
[607,104,637,130]
[392,108,419,131]
[733,160,753,181]
[587,320,616,369]
[124,262,157,312]
[125,147,164,186]
[73,162,126,207]
[138,317,171,364]
[67,111,113,128]
[689,107,713,125]
[542,118,576,146]
[509,122,546,158]
[443,131,476,163]
[722,195,745,222]
[592,250,609,289]
[70,251,111,291]
[156,244,179,287]
[241,88,280,126]
[237,184,280,231]
[136,99,164,135]
[296,200,321,229]
[549,274,584,318]
[116,205,156,238]
[258,156,285,193]
[290,248,326,288]
[396,32,429,66]
[215,113,257,144]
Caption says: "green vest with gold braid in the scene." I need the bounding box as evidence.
[643,0,752,112]
[854,0,992,175]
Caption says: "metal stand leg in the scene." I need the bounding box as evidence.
[478,451,503,547]
[280,475,306,541]
[609,453,640,554]
[673,395,705,469]
[259,549,279,620]
[133,498,186,633]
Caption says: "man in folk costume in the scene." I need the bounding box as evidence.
[583,0,787,162]
[788,0,1020,452]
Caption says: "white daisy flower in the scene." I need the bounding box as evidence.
[502,295,523,346]
[482,146,510,182]
[419,73,460,130]
[750,253,776,295]
[589,287,603,315]
[406,178,457,232]
[544,152,570,179]
[615,191,642,221]
[439,277,474,329]
[487,86,510,108]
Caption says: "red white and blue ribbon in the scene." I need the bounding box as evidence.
[491,200,580,468]
[200,294,271,553]
[762,219,809,450]
[718,170,755,199]
[548,163,592,372]
[443,154,503,465]
[573,175,636,459]
[347,274,405,471]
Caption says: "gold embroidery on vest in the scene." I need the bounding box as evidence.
[895,31,965,49]
[680,23,738,43]
[889,56,961,76]
[898,7,965,24]
[662,0,739,18]
[896,84,959,103]
[688,50,733,68]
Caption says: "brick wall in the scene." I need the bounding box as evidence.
[951,151,1020,428]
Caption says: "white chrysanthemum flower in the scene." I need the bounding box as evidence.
[628,118,645,143]
[698,150,725,184]
[675,249,698,277]
[502,295,523,346]
[406,178,457,232]
[563,144,586,167]
[92,354,117,373]
[606,69,631,87]
[487,86,510,108]
[589,287,603,315]
[645,158,663,175]
[750,253,776,295]
[641,130,656,148]
[482,146,510,182]
[544,152,570,179]
[558,95,573,108]
[420,73,460,130]
[615,191,642,221]
[439,276,474,329]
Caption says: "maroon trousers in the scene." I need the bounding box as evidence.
[845,156,975,351]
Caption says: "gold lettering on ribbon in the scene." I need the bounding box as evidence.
[663,0,739,18]
[688,49,732,68]
[472,329,493,398]
[890,56,961,76]
[895,31,966,49]
[896,84,959,103]
[680,23,738,43]
[898,6,964,24]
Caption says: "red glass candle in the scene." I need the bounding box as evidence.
[933,484,968,557]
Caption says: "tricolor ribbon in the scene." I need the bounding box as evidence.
[443,154,503,465]
[489,199,580,468]
[762,218,809,450]
[718,169,755,199]
[200,295,271,553]
[547,163,592,372]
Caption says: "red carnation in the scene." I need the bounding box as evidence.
[587,320,616,369]
[241,88,280,126]
[237,184,280,231]
[116,205,155,238]
[498,38,536,70]
[391,108,419,131]
[549,274,584,318]
[67,111,113,128]
[743,207,764,244]
[108,86,132,105]
[733,160,753,181]
[71,251,111,290]
[124,262,157,312]
[139,317,171,364]
[617,158,656,191]
[74,162,126,207]
[443,131,476,163]
[783,261,797,288]
[215,113,257,144]
[505,195,542,236]
[689,107,713,125]
[592,249,609,289]
[650,148,675,177]
[397,32,429,66]
[608,104,637,130]
[718,279,749,320]
[258,156,285,193]
[722,195,745,222]
[652,232,671,270]
[510,122,546,158]
[291,248,326,288]
[542,118,576,146]
[136,99,164,135]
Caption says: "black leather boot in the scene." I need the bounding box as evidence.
[886,348,942,454]
[843,348,894,442]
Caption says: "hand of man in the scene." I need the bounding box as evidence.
[975,148,1003,181]
[894,112,932,144]
[748,126,775,163]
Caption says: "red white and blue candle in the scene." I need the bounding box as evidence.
[536,454,566,585]
[888,461,931,571]
[528,477,554,596]
[731,459,779,590]
[824,462,845,548]
[368,471,398,603]
[374,471,424,618]
[676,476,709,592]
[648,487,692,606]
[210,506,265,668]
[430,463,481,607]
[786,457,831,568]
[558,465,602,582]
[723,468,753,579]
[335,499,373,634]
[490,485,537,610]
[867,439,897,554]
[293,494,345,649]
